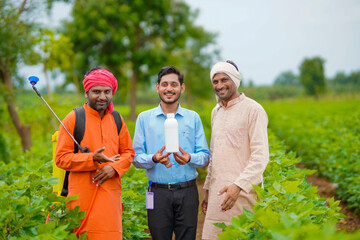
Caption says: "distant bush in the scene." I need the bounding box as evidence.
[239,85,304,101]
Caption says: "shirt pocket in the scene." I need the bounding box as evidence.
[180,125,194,143]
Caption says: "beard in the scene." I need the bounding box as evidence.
[159,91,181,105]
[88,99,111,112]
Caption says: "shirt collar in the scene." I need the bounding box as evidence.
[154,103,185,117]
[219,92,245,109]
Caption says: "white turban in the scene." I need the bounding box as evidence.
[210,62,242,88]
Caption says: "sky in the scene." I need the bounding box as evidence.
[186,0,360,85]
[24,0,360,88]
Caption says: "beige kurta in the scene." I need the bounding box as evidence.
[202,93,269,240]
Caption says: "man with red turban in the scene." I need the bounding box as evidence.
[55,67,135,239]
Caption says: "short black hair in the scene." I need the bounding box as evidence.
[226,60,239,71]
[157,66,184,85]
[85,66,111,76]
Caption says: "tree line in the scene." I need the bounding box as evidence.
[1,0,219,151]
[1,1,359,152]
[273,57,360,97]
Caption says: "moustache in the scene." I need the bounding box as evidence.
[216,87,227,92]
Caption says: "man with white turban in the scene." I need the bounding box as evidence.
[202,61,269,239]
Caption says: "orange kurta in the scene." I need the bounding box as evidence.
[55,104,134,239]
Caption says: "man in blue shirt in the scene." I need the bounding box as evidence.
[133,66,210,240]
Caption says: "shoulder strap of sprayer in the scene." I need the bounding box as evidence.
[61,107,123,197]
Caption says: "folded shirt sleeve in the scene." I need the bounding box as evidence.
[133,113,157,169]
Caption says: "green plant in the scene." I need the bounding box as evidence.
[263,97,360,212]
[0,148,85,240]
[0,92,151,239]
[217,132,360,239]
[122,165,150,239]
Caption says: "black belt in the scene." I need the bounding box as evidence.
[151,179,197,190]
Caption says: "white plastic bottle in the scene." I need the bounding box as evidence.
[164,113,179,153]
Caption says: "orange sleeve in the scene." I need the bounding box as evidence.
[110,117,134,177]
[55,111,97,172]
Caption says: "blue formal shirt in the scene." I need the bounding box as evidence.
[133,104,210,184]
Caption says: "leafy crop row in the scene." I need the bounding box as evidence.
[263,98,360,212]
[0,93,149,239]
[0,143,149,240]
[2,93,359,239]
[0,147,86,239]
[187,100,360,238]
[218,131,360,239]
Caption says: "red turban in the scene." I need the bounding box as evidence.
[83,69,118,113]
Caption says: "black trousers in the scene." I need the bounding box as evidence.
[147,184,199,240]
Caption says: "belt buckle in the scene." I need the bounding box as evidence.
[168,183,175,190]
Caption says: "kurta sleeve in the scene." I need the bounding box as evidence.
[110,117,135,177]
[55,111,96,172]
[133,113,157,169]
[234,106,269,193]
[188,113,210,168]
[204,107,218,190]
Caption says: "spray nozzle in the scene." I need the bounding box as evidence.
[28,76,39,86]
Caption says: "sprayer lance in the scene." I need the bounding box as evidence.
[28,76,89,153]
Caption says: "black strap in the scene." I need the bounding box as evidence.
[111,110,122,135]
[61,107,123,197]
[61,108,84,197]
[73,107,86,153]
[61,171,70,196]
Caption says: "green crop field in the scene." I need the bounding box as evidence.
[263,97,360,213]
[1,93,360,239]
